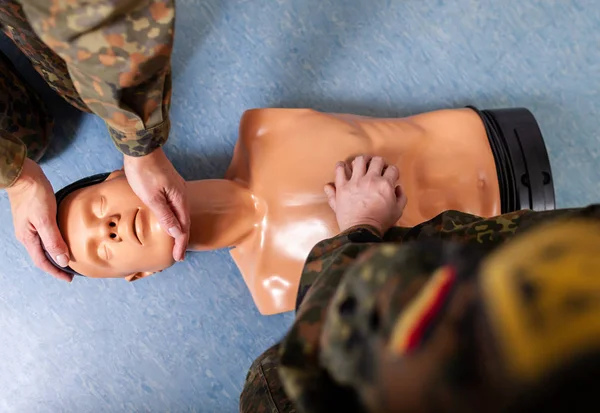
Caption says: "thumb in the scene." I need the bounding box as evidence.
[395,185,408,212]
[147,194,183,238]
[37,217,70,267]
[324,184,336,212]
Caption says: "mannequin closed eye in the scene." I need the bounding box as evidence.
[87,239,112,267]
[100,196,105,216]
[98,244,112,262]
[92,196,105,217]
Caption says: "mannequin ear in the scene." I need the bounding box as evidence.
[124,271,154,282]
[106,169,126,181]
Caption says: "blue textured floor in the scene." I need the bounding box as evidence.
[1,0,600,411]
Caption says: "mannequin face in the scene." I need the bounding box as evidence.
[57,171,174,279]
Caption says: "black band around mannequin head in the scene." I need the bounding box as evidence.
[44,173,111,276]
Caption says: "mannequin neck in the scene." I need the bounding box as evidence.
[186,180,260,251]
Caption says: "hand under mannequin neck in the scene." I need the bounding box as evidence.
[58,107,500,315]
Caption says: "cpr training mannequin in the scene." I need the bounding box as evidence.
[54,107,555,315]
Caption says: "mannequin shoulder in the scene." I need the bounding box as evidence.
[239,108,357,142]
[409,108,485,134]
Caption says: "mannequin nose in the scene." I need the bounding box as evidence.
[101,216,121,242]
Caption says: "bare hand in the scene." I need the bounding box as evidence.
[324,155,408,235]
[6,159,73,281]
[123,148,189,262]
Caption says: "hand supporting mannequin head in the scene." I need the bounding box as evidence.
[55,170,175,281]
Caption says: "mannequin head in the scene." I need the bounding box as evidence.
[55,170,174,280]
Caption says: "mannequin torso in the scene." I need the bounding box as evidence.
[185,108,500,314]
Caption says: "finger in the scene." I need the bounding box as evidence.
[383,165,400,184]
[171,227,187,262]
[148,192,187,262]
[351,155,370,180]
[367,156,385,176]
[147,192,184,239]
[324,184,336,211]
[334,162,349,188]
[23,234,73,282]
[396,185,408,211]
[35,215,70,268]
[168,190,190,262]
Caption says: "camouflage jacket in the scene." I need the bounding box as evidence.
[241,207,600,413]
[0,0,174,188]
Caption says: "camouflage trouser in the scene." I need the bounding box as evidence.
[239,206,600,413]
[0,0,88,164]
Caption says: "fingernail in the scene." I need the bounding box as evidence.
[55,254,69,267]
[168,226,182,237]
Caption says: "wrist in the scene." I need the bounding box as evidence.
[109,120,169,158]
[340,219,385,237]
[124,147,163,164]
[6,158,35,193]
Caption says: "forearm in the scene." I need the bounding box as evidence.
[19,0,175,156]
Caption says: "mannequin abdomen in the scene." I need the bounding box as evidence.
[351,109,501,225]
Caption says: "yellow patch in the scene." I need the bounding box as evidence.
[380,245,398,257]
[480,220,600,382]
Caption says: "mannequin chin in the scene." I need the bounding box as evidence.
[57,170,175,280]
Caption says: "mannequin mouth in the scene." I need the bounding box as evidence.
[133,209,143,245]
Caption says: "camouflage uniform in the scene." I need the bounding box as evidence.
[240,207,600,413]
[0,0,174,189]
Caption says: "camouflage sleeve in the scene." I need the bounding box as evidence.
[18,0,174,157]
[294,206,594,304]
[383,207,593,246]
[295,225,383,311]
